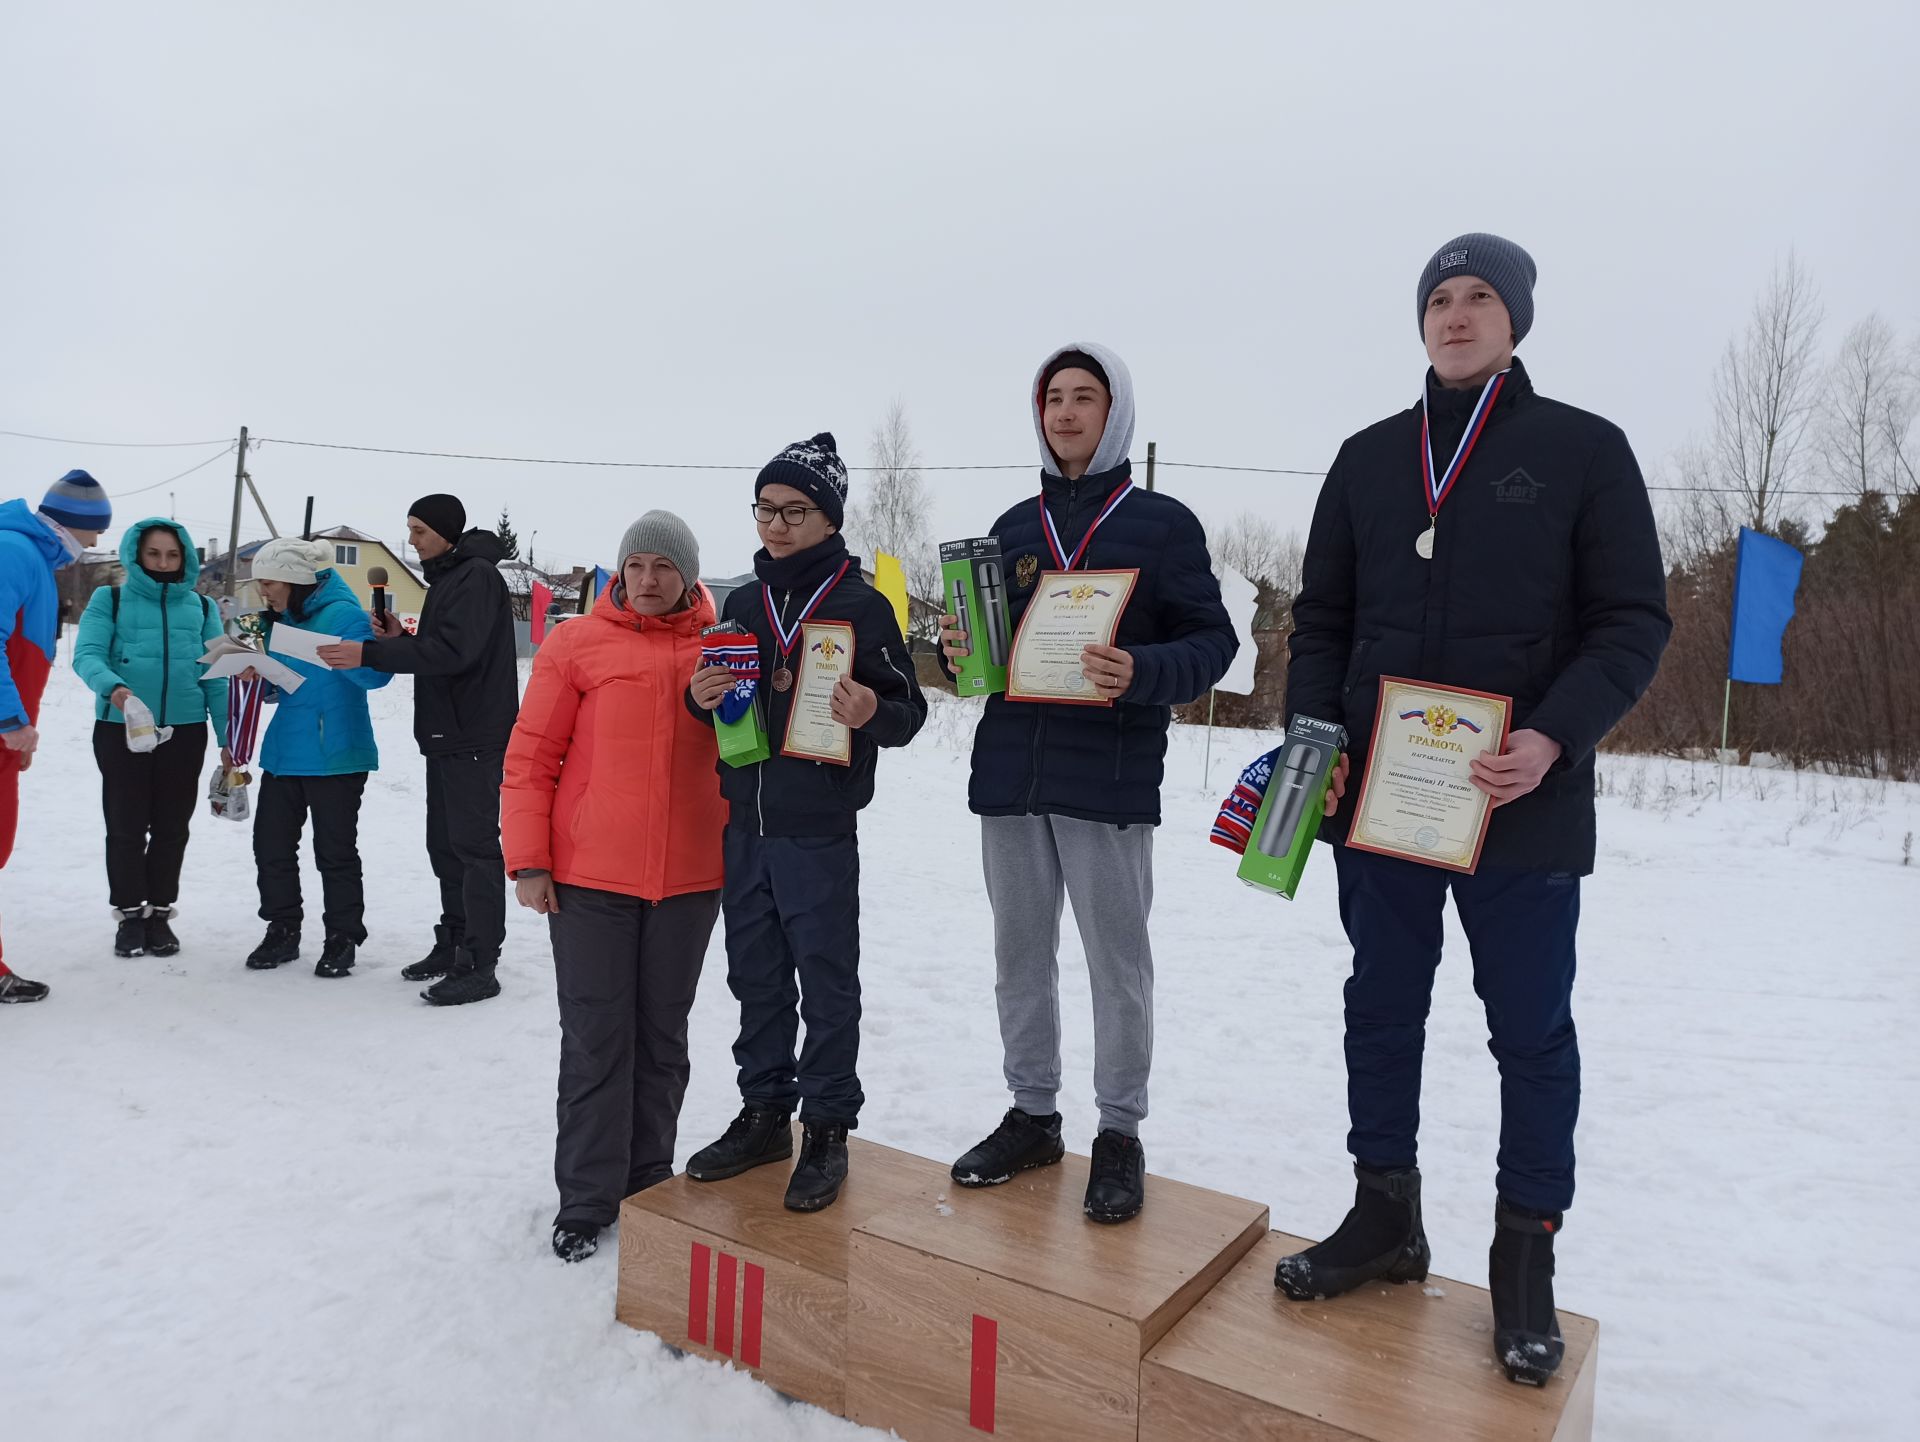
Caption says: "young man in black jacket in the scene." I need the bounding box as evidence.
[942,343,1237,1224]
[685,433,926,1212]
[1274,235,1671,1386]
[320,494,520,1006]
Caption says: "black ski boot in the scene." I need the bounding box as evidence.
[245,920,301,970]
[144,906,180,957]
[784,1119,851,1212]
[552,1224,600,1263]
[401,925,460,982]
[1084,1129,1146,1223]
[0,971,51,1003]
[1275,1163,1430,1300]
[1491,1199,1565,1386]
[686,1104,794,1182]
[421,952,500,1006]
[952,1108,1065,1187]
[314,933,357,978]
[114,907,148,957]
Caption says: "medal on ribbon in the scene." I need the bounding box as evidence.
[1416,369,1507,559]
[765,560,852,693]
[1040,479,1133,572]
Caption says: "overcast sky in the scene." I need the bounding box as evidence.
[5,2,1916,579]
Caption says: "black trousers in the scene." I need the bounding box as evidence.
[551,883,721,1229]
[254,771,369,943]
[723,825,864,1123]
[425,750,506,966]
[94,720,209,910]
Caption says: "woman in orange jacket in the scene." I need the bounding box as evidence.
[502,511,727,1264]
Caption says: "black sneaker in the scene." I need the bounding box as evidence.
[314,933,357,978]
[784,1120,850,1212]
[686,1104,794,1182]
[552,1224,600,1264]
[1083,1129,1146,1223]
[144,906,180,957]
[400,925,460,982]
[1275,1163,1430,1301]
[951,1108,1065,1187]
[422,954,500,1006]
[1491,1199,1565,1386]
[246,920,301,970]
[114,908,148,957]
[0,972,50,1003]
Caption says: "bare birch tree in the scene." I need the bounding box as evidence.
[1711,253,1824,532]
[845,398,938,641]
[1820,314,1916,498]
[1206,510,1304,598]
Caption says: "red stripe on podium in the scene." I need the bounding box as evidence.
[969,1313,998,1432]
[715,1251,738,1357]
[741,1262,766,1368]
[688,1242,711,1345]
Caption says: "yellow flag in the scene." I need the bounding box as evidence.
[873,552,911,638]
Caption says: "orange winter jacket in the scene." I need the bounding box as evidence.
[501,584,726,901]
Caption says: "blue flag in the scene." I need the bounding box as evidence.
[1727,527,1803,684]
[593,565,613,599]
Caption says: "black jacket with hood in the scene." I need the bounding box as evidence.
[364,528,521,756]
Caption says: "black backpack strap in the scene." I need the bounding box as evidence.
[111,586,120,623]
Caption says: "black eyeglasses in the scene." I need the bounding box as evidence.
[750,501,823,527]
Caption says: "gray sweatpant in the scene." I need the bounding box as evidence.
[980,813,1155,1136]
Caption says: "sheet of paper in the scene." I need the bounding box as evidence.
[201,649,306,694]
[266,623,343,666]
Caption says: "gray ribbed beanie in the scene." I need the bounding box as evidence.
[1416,233,1537,344]
[617,510,700,587]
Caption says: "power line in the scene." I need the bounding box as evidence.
[0,428,233,449]
[254,436,1033,472]
[113,444,238,498]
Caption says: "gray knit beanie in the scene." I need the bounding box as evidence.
[617,510,700,588]
[1416,233,1537,344]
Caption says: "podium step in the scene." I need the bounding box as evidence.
[1140,1231,1599,1441]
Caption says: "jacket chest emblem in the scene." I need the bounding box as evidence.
[1014,553,1040,589]
[1492,468,1546,505]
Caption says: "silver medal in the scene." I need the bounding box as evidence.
[1414,525,1435,560]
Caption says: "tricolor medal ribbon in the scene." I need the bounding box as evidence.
[1416,368,1507,558]
[1040,478,1133,572]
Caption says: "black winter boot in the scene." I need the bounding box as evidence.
[421,952,500,1006]
[114,907,148,957]
[1084,1130,1146,1223]
[552,1224,600,1263]
[784,1119,850,1212]
[1275,1163,1430,1300]
[952,1108,1065,1187]
[686,1104,794,1182]
[246,920,301,970]
[401,925,460,982]
[314,933,357,978]
[1491,1199,1565,1386]
[144,906,180,957]
[0,971,51,1003]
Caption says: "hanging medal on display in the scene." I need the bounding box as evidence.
[765,559,851,696]
[1417,369,1507,560]
[1040,477,1134,571]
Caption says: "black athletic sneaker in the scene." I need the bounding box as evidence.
[552,1224,600,1263]
[1491,1199,1565,1386]
[686,1104,794,1182]
[0,972,50,1003]
[314,933,357,978]
[246,920,301,970]
[114,907,148,957]
[421,955,500,1006]
[400,925,460,982]
[1083,1129,1146,1223]
[951,1108,1066,1187]
[144,906,180,957]
[784,1120,850,1212]
[1275,1163,1430,1301]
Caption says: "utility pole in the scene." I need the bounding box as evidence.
[302,496,314,541]
[226,427,249,597]
[1145,440,1157,492]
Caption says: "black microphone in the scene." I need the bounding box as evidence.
[367,566,389,624]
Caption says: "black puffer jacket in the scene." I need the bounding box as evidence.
[364,528,520,756]
[1287,359,1671,874]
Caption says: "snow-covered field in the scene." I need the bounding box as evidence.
[3,664,1916,1441]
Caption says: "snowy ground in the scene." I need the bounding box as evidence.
[3,663,1917,1441]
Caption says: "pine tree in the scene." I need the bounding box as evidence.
[496,507,521,561]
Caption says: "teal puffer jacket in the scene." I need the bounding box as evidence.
[259,568,391,777]
[71,518,230,746]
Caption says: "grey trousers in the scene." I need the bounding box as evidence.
[980,813,1155,1136]
[550,883,722,1229]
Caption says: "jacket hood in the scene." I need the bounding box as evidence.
[454,529,507,564]
[0,498,70,567]
[117,517,203,593]
[595,580,718,634]
[1031,341,1136,478]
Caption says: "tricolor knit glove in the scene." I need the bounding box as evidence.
[1210,746,1279,853]
[699,640,762,726]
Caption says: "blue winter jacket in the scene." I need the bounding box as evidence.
[259,569,390,777]
[71,518,230,746]
[0,499,70,732]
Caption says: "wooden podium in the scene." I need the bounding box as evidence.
[844,1151,1268,1441]
[1139,1231,1599,1441]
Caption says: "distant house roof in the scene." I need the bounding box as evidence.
[201,526,426,587]
[499,558,580,600]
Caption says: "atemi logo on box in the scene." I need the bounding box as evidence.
[688,1241,766,1367]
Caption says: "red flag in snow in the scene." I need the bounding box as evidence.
[530,581,554,645]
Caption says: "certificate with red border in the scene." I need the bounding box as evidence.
[780,622,855,766]
[1346,676,1512,873]
[1004,569,1138,706]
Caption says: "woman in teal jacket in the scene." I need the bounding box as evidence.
[243,538,390,980]
[72,518,231,959]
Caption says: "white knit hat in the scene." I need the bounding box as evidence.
[251,537,333,584]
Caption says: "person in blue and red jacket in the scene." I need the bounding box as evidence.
[942,342,1237,1225]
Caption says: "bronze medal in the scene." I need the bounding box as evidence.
[771,667,794,693]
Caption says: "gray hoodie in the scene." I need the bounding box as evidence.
[1030,341,1137,478]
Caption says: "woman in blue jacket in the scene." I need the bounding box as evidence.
[241,538,390,979]
[72,518,231,959]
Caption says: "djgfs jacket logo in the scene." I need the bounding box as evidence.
[1493,468,1546,504]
